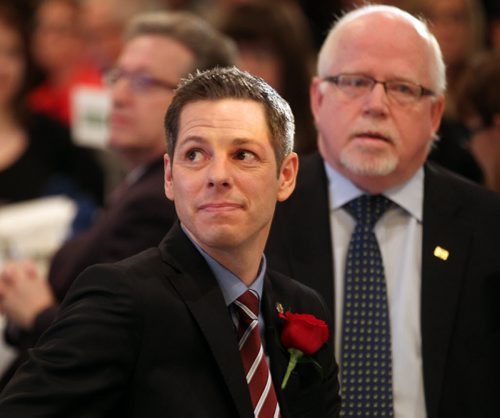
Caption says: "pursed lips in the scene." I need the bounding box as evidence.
[198,202,243,212]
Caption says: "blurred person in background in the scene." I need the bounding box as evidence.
[456,51,500,192]
[27,0,102,127]
[217,0,317,154]
[80,0,156,74]
[413,0,485,182]
[0,10,236,392]
[414,0,486,120]
[76,0,161,197]
[0,0,104,218]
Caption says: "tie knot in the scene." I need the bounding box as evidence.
[235,290,260,319]
[345,194,392,227]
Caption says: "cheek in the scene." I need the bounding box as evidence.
[247,176,280,209]
[172,174,203,202]
[317,105,349,146]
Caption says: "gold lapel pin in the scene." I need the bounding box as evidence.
[275,303,284,314]
[433,246,449,261]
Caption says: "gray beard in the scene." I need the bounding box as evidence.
[340,147,398,177]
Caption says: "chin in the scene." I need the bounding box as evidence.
[340,149,398,177]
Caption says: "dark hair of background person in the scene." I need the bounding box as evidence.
[0,0,36,125]
[216,1,318,155]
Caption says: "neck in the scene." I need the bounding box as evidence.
[187,228,268,287]
[210,248,263,286]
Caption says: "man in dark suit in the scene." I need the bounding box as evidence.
[266,5,500,418]
[0,67,341,417]
[0,11,236,390]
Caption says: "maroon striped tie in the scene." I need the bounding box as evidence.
[234,290,281,418]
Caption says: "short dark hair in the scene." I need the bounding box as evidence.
[164,66,295,171]
[0,1,33,123]
[125,11,237,75]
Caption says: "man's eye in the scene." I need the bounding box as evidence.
[390,83,416,96]
[235,150,257,161]
[185,149,203,161]
[350,77,369,87]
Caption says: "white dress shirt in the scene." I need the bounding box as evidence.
[325,163,427,418]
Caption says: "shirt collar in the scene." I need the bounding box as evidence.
[324,161,424,222]
[181,224,266,307]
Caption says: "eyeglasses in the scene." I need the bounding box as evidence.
[104,68,177,94]
[322,74,435,105]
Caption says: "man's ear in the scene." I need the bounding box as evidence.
[430,94,445,135]
[164,153,174,201]
[310,76,324,126]
[277,152,299,202]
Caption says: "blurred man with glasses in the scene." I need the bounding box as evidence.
[266,4,500,418]
[0,11,235,390]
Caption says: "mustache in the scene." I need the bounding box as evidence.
[350,124,396,143]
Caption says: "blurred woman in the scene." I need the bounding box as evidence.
[0,1,104,224]
[27,0,102,126]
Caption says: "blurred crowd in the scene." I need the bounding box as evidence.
[1,0,496,200]
[0,0,499,392]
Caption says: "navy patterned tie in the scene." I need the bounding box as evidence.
[340,194,394,417]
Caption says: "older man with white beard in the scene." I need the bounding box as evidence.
[266,4,500,418]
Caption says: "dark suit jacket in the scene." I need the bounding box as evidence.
[0,223,341,417]
[266,152,500,418]
[1,158,177,389]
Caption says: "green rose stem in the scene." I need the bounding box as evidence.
[281,348,304,389]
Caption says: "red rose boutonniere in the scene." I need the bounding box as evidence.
[279,310,329,389]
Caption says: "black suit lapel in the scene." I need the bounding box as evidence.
[158,224,254,418]
[421,164,473,418]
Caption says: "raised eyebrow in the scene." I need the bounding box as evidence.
[177,136,209,147]
[232,138,267,152]
[232,138,257,146]
[177,136,266,151]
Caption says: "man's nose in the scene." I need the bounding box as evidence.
[110,78,134,105]
[362,82,390,117]
[207,156,232,188]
